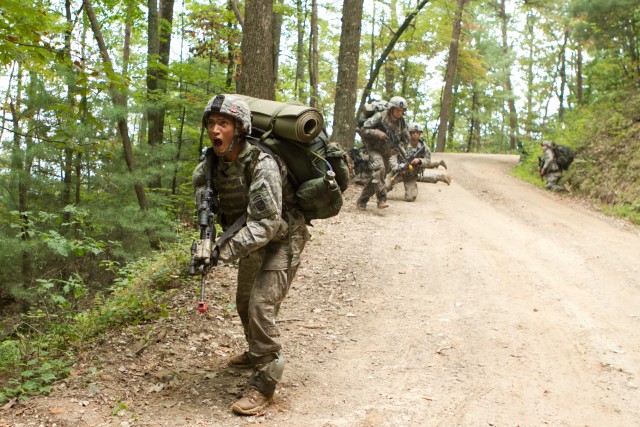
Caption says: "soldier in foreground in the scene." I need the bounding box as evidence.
[355,96,410,210]
[192,94,310,415]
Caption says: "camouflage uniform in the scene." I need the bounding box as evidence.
[357,111,408,207]
[540,142,566,192]
[415,139,451,185]
[387,139,450,201]
[192,140,310,398]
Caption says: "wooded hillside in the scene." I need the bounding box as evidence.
[1,0,639,404]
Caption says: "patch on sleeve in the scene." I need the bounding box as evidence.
[249,179,278,219]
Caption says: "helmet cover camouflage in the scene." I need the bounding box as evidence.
[202,94,252,134]
[388,96,408,111]
[408,122,423,133]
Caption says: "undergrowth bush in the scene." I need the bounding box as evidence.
[0,240,192,404]
[514,95,640,225]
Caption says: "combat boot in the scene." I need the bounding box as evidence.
[231,387,273,415]
[228,352,252,369]
[439,160,448,169]
[439,174,452,185]
[377,198,390,209]
[356,200,367,210]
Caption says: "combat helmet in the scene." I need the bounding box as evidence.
[202,94,252,135]
[408,122,423,133]
[388,96,409,111]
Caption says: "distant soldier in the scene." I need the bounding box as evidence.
[539,141,567,192]
[355,96,410,210]
[388,122,451,201]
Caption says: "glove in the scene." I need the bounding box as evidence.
[210,246,220,267]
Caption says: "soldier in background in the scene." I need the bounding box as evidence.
[539,141,567,192]
[387,122,451,201]
[355,96,410,210]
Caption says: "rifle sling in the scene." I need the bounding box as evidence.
[215,212,247,248]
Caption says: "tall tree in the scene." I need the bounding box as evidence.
[498,0,518,149]
[295,0,308,102]
[435,0,467,152]
[238,0,274,99]
[83,0,160,249]
[309,0,319,107]
[147,0,174,189]
[273,0,283,93]
[331,0,364,149]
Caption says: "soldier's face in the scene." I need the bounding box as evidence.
[410,131,421,141]
[390,107,404,120]
[206,113,236,155]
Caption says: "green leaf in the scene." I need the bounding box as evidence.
[22,380,38,391]
[21,369,35,378]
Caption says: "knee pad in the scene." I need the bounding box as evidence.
[250,353,285,394]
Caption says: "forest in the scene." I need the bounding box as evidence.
[1,0,639,404]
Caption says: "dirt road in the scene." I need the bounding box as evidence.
[2,153,640,427]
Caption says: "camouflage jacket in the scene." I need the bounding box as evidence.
[360,111,409,158]
[192,140,305,265]
[542,147,561,175]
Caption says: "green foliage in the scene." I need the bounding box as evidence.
[514,89,640,225]
[0,341,21,373]
[0,241,192,404]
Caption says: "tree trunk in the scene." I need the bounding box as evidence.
[8,66,33,288]
[557,28,569,122]
[83,0,160,249]
[524,9,535,138]
[147,0,174,187]
[576,46,583,104]
[272,0,283,93]
[147,0,159,147]
[447,79,459,147]
[499,0,517,150]
[238,0,274,99]
[384,57,395,100]
[358,0,430,114]
[467,86,481,152]
[62,0,75,222]
[295,0,307,102]
[309,0,319,108]
[435,0,465,152]
[225,11,237,90]
[330,0,363,150]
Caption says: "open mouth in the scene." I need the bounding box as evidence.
[212,138,223,149]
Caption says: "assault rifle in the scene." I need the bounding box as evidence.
[537,154,545,181]
[189,148,219,313]
[390,143,426,183]
[379,122,408,164]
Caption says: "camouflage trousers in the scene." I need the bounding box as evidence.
[387,174,419,202]
[545,172,566,192]
[235,221,309,363]
[357,149,398,204]
[417,175,441,183]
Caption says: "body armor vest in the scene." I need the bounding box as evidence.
[211,147,260,230]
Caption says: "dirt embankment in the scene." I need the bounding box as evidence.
[2,153,640,427]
